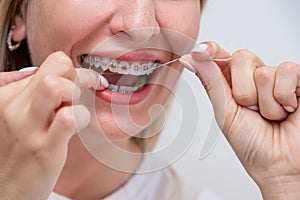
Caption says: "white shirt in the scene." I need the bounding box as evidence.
[49,166,184,200]
[48,157,222,200]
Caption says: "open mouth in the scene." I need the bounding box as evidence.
[81,55,161,94]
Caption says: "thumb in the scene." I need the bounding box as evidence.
[179,43,237,129]
[0,67,38,87]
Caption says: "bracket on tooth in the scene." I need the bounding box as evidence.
[118,61,130,74]
[82,55,160,76]
[129,62,142,76]
[109,60,118,73]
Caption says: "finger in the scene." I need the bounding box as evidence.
[200,41,231,60]
[274,62,300,113]
[29,76,81,128]
[190,42,232,85]
[76,68,109,90]
[30,52,108,90]
[0,69,37,87]
[230,49,264,107]
[180,47,237,130]
[32,51,77,84]
[48,105,90,146]
[254,66,287,120]
[192,42,231,65]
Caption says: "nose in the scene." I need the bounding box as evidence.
[109,0,160,42]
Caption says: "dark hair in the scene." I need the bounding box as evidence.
[0,0,31,72]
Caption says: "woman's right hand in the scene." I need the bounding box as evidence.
[0,52,106,200]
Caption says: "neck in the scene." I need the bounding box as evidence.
[54,136,142,199]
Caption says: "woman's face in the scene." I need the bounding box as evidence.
[20,0,200,140]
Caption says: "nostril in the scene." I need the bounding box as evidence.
[125,27,160,43]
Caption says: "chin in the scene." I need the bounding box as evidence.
[93,88,168,142]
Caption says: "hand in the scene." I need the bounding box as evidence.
[0,67,37,87]
[0,52,107,200]
[180,42,300,200]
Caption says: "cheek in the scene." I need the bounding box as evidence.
[156,2,201,40]
[155,2,201,56]
[26,1,109,64]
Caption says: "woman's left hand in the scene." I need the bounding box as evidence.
[180,42,300,200]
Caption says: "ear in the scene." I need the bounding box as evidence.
[11,9,27,42]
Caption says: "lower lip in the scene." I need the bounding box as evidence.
[95,71,159,105]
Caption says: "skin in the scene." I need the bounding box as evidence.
[182,44,300,199]
[0,0,300,200]
[1,0,200,199]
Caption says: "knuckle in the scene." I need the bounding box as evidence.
[56,108,75,128]
[207,41,225,57]
[233,89,257,105]
[39,75,61,98]
[273,89,286,101]
[58,60,74,76]
[0,107,11,129]
[261,110,286,121]
[0,100,19,129]
[48,51,73,75]
[208,41,219,51]
[49,51,71,64]
[24,137,45,154]
[273,89,294,106]
[278,62,297,75]
[23,138,51,169]
[254,67,272,83]
[233,49,257,63]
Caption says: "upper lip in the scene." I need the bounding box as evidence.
[75,50,170,68]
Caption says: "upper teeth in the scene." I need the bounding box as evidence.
[82,55,160,76]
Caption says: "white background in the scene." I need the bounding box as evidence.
[156,0,300,199]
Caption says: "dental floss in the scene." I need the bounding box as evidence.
[155,57,232,68]
[98,57,232,75]
[156,58,180,68]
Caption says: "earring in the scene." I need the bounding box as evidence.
[7,26,21,51]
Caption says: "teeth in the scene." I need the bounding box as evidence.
[142,63,153,75]
[134,76,148,88]
[100,58,110,71]
[81,55,162,94]
[106,74,149,94]
[107,84,141,94]
[118,86,137,94]
[129,62,142,76]
[118,61,130,74]
[109,60,118,73]
[150,63,160,74]
[84,56,92,64]
[108,84,119,92]
[94,57,101,68]
[82,55,160,76]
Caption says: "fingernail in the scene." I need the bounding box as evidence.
[179,57,196,73]
[18,66,38,73]
[247,105,259,111]
[98,74,109,88]
[283,106,295,113]
[192,43,209,53]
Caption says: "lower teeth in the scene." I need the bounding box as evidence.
[107,75,150,94]
[108,84,145,94]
